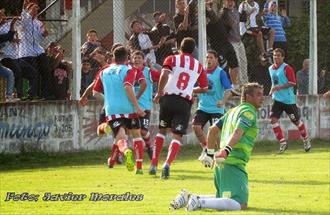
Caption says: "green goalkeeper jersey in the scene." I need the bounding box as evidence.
[219,102,259,171]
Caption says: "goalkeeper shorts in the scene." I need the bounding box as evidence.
[214,163,248,204]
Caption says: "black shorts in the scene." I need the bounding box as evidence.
[270,100,300,123]
[220,43,239,69]
[139,110,151,131]
[246,27,271,40]
[192,110,223,128]
[159,95,192,135]
[99,107,106,124]
[108,117,141,137]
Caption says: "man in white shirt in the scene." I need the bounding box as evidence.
[0,11,38,100]
[18,0,54,99]
[238,0,275,64]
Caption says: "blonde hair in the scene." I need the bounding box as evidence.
[241,83,263,102]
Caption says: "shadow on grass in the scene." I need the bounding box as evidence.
[251,179,330,186]
[248,207,329,215]
[0,139,328,172]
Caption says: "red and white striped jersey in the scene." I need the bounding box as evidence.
[162,54,208,100]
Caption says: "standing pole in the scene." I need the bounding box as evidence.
[72,0,81,100]
[113,0,126,44]
[198,0,207,66]
[309,0,318,95]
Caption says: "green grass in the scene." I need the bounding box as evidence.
[0,140,329,215]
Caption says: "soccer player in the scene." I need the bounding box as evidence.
[192,50,232,162]
[269,48,311,153]
[78,47,118,167]
[149,37,208,179]
[93,46,146,174]
[170,82,264,211]
[131,50,160,160]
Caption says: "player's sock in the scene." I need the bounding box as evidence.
[108,143,119,167]
[272,123,286,144]
[142,132,151,148]
[151,133,165,166]
[199,198,241,211]
[133,137,144,170]
[165,139,181,166]
[117,139,129,153]
[297,121,308,141]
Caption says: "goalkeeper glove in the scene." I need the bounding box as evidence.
[214,145,232,165]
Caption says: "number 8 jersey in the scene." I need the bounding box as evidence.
[162,54,208,100]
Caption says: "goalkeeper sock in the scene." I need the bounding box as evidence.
[297,121,308,140]
[133,138,144,169]
[151,133,165,166]
[200,198,241,211]
[165,140,181,166]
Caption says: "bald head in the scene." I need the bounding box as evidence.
[302,59,310,71]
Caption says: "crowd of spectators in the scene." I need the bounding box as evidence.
[0,0,328,103]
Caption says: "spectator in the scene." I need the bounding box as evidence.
[262,1,291,60]
[238,0,275,64]
[262,0,274,14]
[48,44,71,100]
[221,0,248,92]
[150,11,175,66]
[173,0,198,58]
[296,59,309,95]
[0,12,18,102]
[0,65,15,102]
[205,2,240,95]
[80,60,93,96]
[0,12,38,100]
[81,29,102,78]
[318,68,326,94]
[127,20,162,70]
[18,0,55,100]
[297,59,327,95]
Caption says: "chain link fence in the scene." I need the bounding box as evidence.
[0,0,329,102]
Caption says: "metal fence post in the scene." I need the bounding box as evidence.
[309,0,318,95]
[72,0,81,100]
[113,0,126,45]
[198,0,207,66]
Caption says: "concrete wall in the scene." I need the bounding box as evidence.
[0,96,329,154]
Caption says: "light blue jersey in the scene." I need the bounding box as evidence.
[135,67,153,111]
[198,67,232,114]
[262,13,291,42]
[269,63,295,104]
[101,64,135,116]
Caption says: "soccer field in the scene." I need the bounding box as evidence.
[0,140,329,215]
